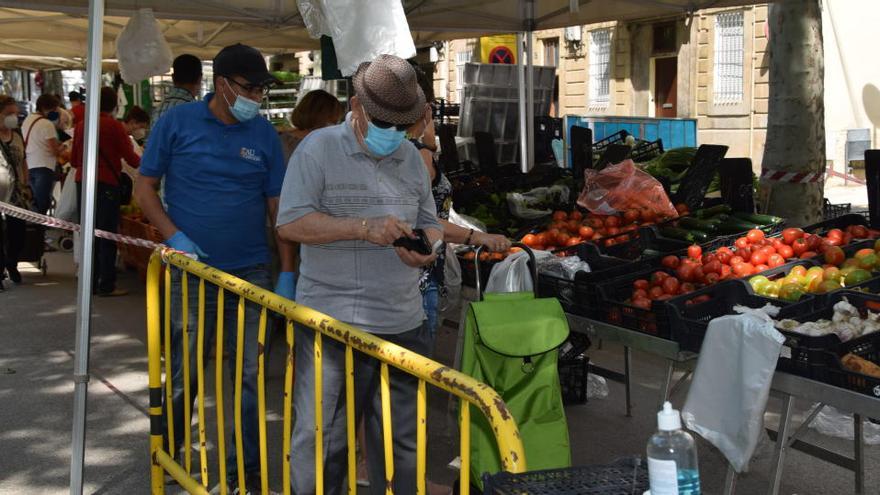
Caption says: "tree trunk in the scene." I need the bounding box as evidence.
[759,0,825,226]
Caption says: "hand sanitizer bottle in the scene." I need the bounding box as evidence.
[647,401,701,495]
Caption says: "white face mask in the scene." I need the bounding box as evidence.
[131,128,146,140]
[3,114,18,130]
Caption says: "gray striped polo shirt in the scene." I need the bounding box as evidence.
[277,114,440,334]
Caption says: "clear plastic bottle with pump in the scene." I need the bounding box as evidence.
[646,401,701,495]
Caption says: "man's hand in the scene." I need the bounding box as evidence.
[473,232,512,252]
[394,246,437,268]
[363,216,412,246]
[165,231,208,260]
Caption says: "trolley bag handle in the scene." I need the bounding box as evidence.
[474,242,537,301]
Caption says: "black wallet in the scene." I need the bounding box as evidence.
[392,228,433,255]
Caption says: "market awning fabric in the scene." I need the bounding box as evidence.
[0,0,764,61]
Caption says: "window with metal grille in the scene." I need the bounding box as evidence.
[455,50,473,95]
[713,11,745,104]
[589,29,611,105]
[543,38,559,67]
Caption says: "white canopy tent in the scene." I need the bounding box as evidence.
[0,1,763,492]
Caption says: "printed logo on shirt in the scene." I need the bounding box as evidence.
[239,147,261,163]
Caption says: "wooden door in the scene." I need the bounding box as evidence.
[654,57,678,118]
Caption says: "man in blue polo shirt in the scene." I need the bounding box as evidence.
[134,43,295,492]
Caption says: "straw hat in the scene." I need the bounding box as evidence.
[353,54,426,125]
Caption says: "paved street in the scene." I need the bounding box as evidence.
[1,249,879,494]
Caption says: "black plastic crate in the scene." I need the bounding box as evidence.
[482,457,649,495]
[559,330,592,362]
[663,279,814,353]
[537,243,650,318]
[599,226,691,261]
[559,356,590,405]
[826,333,880,398]
[594,266,682,337]
[823,199,852,221]
[774,291,880,382]
[458,252,501,289]
[803,212,868,235]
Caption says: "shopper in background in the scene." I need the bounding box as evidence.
[70,87,141,297]
[23,94,62,214]
[280,89,343,162]
[407,64,511,342]
[123,106,150,144]
[134,43,293,493]
[153,53,202,124]
[0,95,29,284]
[69,91,85,126]
[278,54,441,495]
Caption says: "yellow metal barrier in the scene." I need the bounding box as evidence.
[146,249,526,494]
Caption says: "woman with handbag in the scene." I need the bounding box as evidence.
[0,95,29,284]
[70,87,141,297]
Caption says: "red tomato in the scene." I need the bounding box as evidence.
[777,244,794,259]
[677,264,695,283]
[800,251,817,259]
[605,226,621,236]
[771,238,785,250]
[754,264,769,272]
[552,211,568,221]
[692,266,705,284]
[661,255,681,269]
[842,233,853,246]
[649,286,665,299]
[792,238,809,256]
[566,237,582,247]
[566,219,580,233]
[587,217,604,229]
[703,260,722,275]
[556,232,571,245]
[604,216,621,228]
[717,246,734,257]
[651,271,671,286]
[735,237,750,249]
[749,251,768,266]
[623,209,640,225]
[737,247,753,262]
[578,226,594,239]
[806,234,823,251]
[734,263,755,277]
[569,210,583,221]
[781,228,805,245]
[675,203,690,215]
[827,229,844,241]
[688,245,703,259]
[633,288,649,299]
[746,229,765,244]
[655,294,673,301]
[767,254,785,268]
[632,297,652,310]
[716,251,732,265]
[759,245,777,256]
[730,255,745,265]
[719,265,733,280]
[701,253,717,265]
[662,277,681,295]
[704,272,720,285]
[640,209,656,223]
[680,282,696,294]
[521,234,538,247]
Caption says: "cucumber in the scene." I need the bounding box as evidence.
[694,204,732,219]
[659,226,709,243]
[732,211,784,225]
[678,216,719,233]
[716,218,762,234]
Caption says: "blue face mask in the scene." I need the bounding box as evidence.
[223,79,261,122]
[364,121,406,157]
[47,110,60,121]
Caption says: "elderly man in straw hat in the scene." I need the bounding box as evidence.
[277,54,442,494]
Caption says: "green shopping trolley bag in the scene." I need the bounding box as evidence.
[460,245,572,489]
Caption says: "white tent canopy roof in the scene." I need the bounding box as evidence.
[0,0,762,61]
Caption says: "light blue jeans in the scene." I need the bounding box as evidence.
[421,279,440,343]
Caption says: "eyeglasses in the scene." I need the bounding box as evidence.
[226,77,271,97]
[370,117,412,132]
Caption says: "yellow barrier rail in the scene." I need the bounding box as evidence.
[146,249,526,494]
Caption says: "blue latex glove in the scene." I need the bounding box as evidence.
[165,231,209,260]
[275,271,297,301]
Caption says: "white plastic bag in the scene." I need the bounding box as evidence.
[682,312,785,473]
[808,404,880,445]
[296,0,416,76]
[506,185,569,220]
[55,177,78,222]
[448,206,487,233]
[587,373,609,400]
[485,250,552,293]
[116,9,173,84]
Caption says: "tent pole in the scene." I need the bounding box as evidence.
[525,0,535,171]
[69,0,103,492]
[517,32,527,172]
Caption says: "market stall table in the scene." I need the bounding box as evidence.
[566,313,880,495]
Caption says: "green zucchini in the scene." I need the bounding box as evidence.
[694,204,732,219]
[716,218,762,234]
[660,226,709,243]
[678,216,719,233]
[732,211,784,225]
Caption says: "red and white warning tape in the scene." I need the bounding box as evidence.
[760,170,825,183]
[0,200,162,250]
